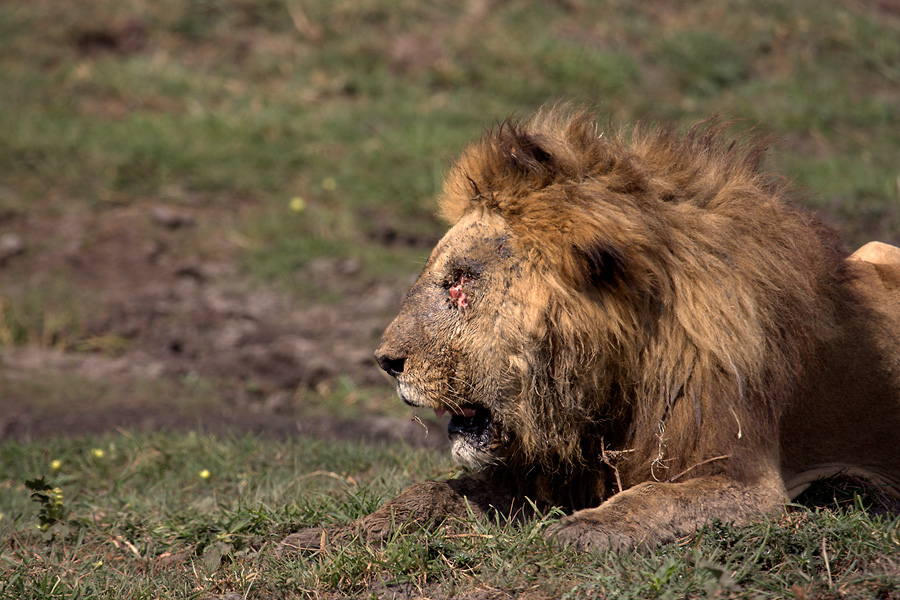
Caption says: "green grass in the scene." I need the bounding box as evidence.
[2,0,899,303]
[0,433,452,599]
[1,433,898,599]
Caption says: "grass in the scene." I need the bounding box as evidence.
[1,0,899,311]
[2,0,899,295]
[0,433,450,599]
[1,433,898,599]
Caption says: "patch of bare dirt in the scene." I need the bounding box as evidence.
[0,202,444,449]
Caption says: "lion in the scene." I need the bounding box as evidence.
[281,107,900,554]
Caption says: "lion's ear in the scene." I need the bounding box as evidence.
[579,242,628,289]
[507,129,556,176]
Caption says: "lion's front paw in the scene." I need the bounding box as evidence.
[276,527,326,556]
[547,515,637,554]
[276,526,357,556]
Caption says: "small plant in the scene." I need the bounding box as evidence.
[24,477,67,532]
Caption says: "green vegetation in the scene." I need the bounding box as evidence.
[1,0,899,324]
[0,433,453,598]
[2,0,899,298]
[2,0,900,597]
[2,433,898,599]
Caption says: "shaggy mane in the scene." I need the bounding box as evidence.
[438,107,848,484]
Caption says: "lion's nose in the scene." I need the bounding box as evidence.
[375,351,405,378]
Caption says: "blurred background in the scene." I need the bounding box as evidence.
[1,0,899,442]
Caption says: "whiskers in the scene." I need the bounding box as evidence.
[444,373,478,413]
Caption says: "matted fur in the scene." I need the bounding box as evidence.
[438,107,845,483]
[281,106,900,554]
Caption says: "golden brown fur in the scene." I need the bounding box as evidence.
[280,107,900,554]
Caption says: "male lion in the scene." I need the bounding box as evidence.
[282,107,900,554]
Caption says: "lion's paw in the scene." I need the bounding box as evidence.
[277,520,401,557]
[276,527,332,556]
[547,516,637,554]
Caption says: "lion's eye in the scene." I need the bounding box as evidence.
[448,274,474,309]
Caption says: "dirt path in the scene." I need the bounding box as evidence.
[0,202,445,450]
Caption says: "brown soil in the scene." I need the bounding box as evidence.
[0,202,446,450]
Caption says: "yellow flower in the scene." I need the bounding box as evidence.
[91,448,105,459]
[289,196,306,212]
[50,459,62,471]
[321,177,337,191]
[199,469,211,480]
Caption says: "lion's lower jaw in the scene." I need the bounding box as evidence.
[450,437,496,470]
[396,382,426,407]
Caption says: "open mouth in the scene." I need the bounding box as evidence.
[435,406,494,449]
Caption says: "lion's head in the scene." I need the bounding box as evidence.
[375,107,842,482]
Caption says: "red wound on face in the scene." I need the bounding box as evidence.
[449,275,473,308]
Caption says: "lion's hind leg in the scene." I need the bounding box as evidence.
[849,241,900,265]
